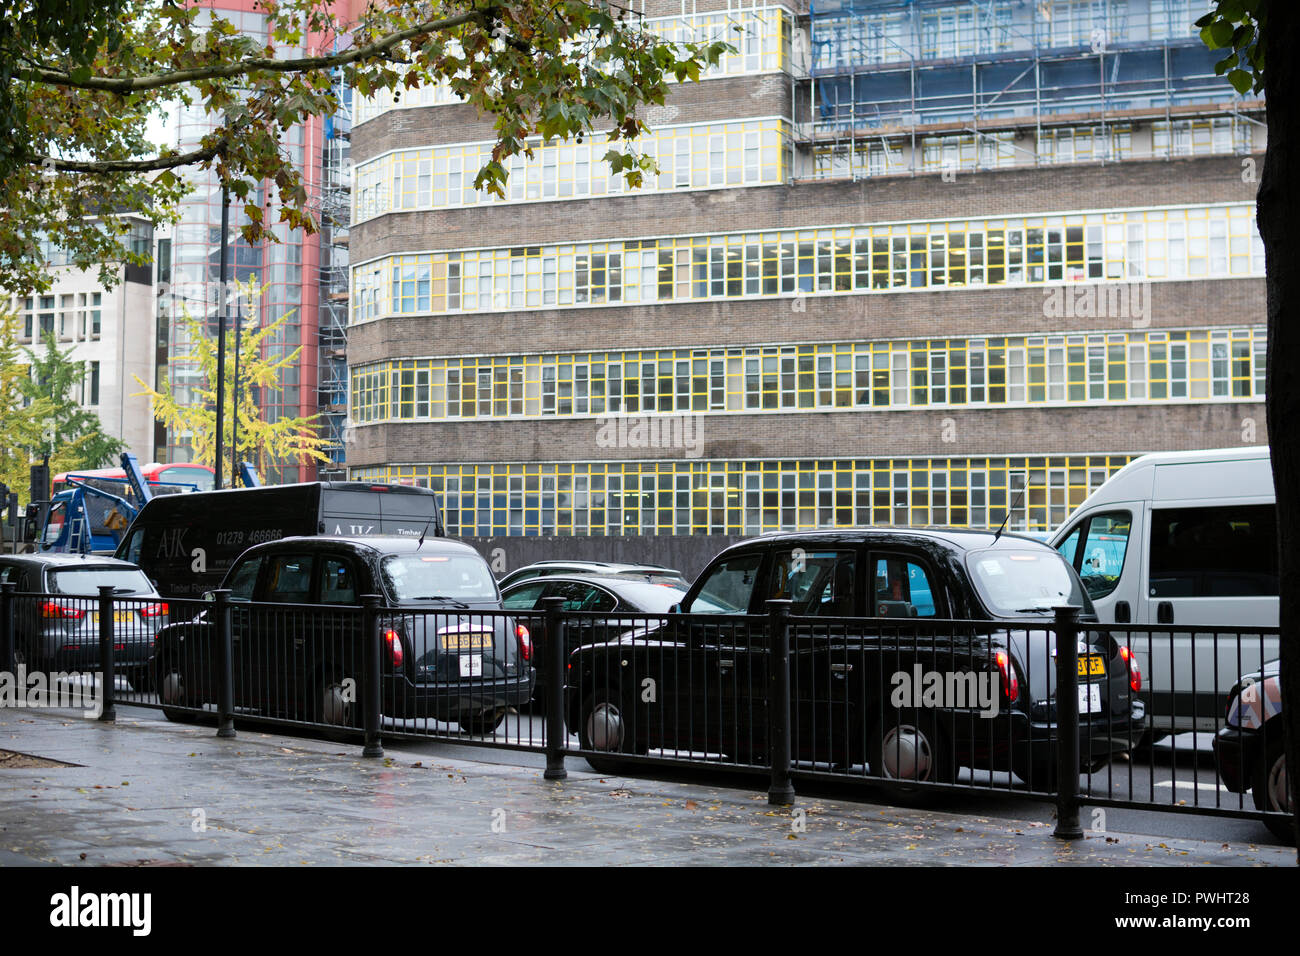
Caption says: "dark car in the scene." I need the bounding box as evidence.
[565,528,1146,785]
[150,536,533,734]
[502,574,689,703]
[498,560,687,590]
[0,553,168,689]
[1213,661,1293,843]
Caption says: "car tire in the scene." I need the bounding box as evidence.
[1252,730,1296,845]
[457,708,507,735]
[313,667,362,740]
[868,711,953,793]
[156,654,201,724]
[578,688,645,774]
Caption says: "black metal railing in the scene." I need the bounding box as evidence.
[0,583,1290,842]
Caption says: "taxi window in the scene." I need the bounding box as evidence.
[227,557,262,602]
[266,555,313,604]
[319,557,359,605]
[872,556,939,618]
[767,550,856,616]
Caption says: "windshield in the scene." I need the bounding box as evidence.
[380,553,499,603]
[50,568,153,596]
[966,548,1091,617]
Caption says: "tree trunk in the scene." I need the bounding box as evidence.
[1259,0,1300,851]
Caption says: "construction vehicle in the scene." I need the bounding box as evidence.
[25,454,259,556]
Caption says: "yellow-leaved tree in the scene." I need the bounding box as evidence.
[136,282,330,480]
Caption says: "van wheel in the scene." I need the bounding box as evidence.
[1253,732,1296,845]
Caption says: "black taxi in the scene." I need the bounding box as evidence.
[152,536,533,734]
[566,528,1146,786]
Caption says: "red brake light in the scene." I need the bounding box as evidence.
[1119,645,1141,693]
[139,603,169,618]
[41,601,86,620]
[383,629,404,668]
[516,623,532,661]
[995,650,1019,704]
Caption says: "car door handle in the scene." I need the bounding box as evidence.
[717,659,735,670]
[830,663,854,674]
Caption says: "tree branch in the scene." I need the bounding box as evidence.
[37,139,225,174]
[25,8,493,94]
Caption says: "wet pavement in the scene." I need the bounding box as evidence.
[1,708,1293,866]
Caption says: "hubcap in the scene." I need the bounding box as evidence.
[161,671,185,706]
[1266,752,1291,814]
[881,724,932,781]
[321,682,351,725]
[586,702,623,752]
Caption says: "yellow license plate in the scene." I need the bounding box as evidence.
[442,633,492,651]
[91,611,135,624]
[1078,655,1106,677]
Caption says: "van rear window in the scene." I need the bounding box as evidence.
[1149,504,1278,598]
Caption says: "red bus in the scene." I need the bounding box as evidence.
[52,462,217,496]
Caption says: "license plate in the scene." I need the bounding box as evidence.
[90,611,135,624]
[1078,655,1105,677]
[1079,683,1102,714]
[443,633,492,651]
[459,655,483,677]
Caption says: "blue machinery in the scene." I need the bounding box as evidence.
[38,454,259,555]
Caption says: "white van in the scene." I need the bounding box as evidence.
[1049,447,1277,734]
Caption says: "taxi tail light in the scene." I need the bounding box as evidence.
[995,650,1019,704]
[516,624,532,661]
[1118,645,1141,693]
[41,601,85,620]
[139,603,169,618]
[384,629,404,669]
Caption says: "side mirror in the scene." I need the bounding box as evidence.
[202,591,215,602]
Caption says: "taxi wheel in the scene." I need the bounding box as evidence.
[1253,732,1296,845]
[314,668,362,740]
[157,655,200,724]
[579,688,644,774]
[869,711,952,790]
[458,708,506,735]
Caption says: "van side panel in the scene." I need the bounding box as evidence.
[320,488,439,538]
[127,487,320,597]
[1152,458,1275,501]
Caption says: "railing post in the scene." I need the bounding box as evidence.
[0,581,14,677]
[766,598,795,806]
[1053,604,1083,840]
[361,594,384,758]
[97,585,116,722]
[214,589,235,739]
[542,596,567,780]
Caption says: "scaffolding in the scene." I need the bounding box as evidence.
[796,0,1264,180]
[316,71,351,481]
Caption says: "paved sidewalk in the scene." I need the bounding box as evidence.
[1,708,1293,866]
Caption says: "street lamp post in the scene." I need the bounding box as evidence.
[231,293,242,487]
[214,186,230,491]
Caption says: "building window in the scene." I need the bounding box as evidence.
[350,203,1264,323]
[350,454,1131,537]
[349,326,1265,425]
